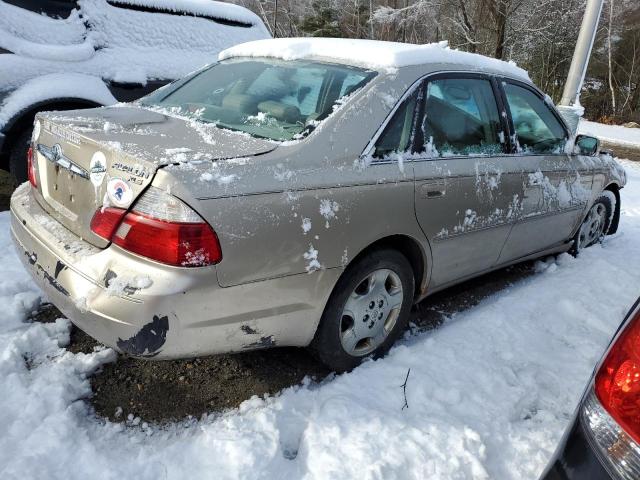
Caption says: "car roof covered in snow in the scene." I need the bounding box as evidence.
[112,0,265,27]
[218,38,530,81]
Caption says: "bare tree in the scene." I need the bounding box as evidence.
[607,0,616,114]
[231,0,640,121]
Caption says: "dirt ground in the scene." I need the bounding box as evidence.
[603,141,640,161]
[29,261,534,424]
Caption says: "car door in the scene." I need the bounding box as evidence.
[411,73,518,288]
[496,80,594,264]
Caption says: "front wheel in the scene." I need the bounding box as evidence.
[310,249,414,372]
[571,193,615,255]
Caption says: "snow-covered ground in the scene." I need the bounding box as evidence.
[1,161,640,479]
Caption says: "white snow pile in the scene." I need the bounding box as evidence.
[105,274,153,297]
[579,119,640,148]
[219,38,530,80]
[1,163,640,477]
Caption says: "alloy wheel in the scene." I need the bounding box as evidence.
[578,202,608,250]
[339,268,403,356]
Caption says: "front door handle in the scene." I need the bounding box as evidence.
[420,180,446,199]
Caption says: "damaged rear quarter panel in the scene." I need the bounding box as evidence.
[153,158,426,289]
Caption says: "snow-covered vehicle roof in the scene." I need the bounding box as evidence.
[0,0,270,130]
[219,38,530,81]
[103,0,266,27]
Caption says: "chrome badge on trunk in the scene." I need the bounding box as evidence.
[36,143,90,180]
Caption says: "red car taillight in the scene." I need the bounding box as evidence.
[90,207,127,240]
[90,187,221,267]
[595,308,640,444]
[581,304,640,479]
[27,146,37,188]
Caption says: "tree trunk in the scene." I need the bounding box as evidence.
[494,0,508,59]
[608,0,616,115]
[369,0,374,39]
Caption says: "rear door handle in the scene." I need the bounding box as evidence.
[420,180,446,199]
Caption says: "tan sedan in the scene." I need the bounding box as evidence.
[10,39,626,371]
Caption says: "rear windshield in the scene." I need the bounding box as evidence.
[141,59,376,141]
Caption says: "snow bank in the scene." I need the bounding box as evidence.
[1,159,640,478]
[579,119,640,147]
[219,38,530,80]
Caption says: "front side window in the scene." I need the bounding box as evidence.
[504,83,567,154]
[141,59,375,141]
[420,78,503,157]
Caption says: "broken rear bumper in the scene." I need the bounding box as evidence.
[10,183,338,358]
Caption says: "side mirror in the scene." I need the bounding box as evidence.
[574,134,599,156]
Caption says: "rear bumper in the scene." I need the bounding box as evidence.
[540,410,612,479]
[10,183,338,358]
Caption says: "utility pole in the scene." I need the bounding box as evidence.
[559,0,604,107]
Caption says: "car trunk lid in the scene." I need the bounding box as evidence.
[32,106,278,248]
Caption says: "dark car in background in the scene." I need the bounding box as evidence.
[542,297,640,479]
[0,0,269,182]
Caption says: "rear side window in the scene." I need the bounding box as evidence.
[420,78,503,157]
[503,83,567,154]
[373,89,420,158]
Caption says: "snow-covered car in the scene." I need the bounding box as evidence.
[542,297,640,480]
[0,0,270,182]
[9,38,627,372]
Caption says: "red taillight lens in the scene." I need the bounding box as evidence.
[27,146,37,188]
[595,308,640,444]
[90,207,127,241]
[112,211,221,267]
[90,187,222,267]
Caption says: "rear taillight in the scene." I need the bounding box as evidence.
[595,308,640,444]
[27,146,37,188]
[91,207,127,240]
[581,306,640,479]
[90,187,221,267]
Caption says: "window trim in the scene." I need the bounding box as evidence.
[363,70,515,163]
[362,77,425,161]
[371,86,423,160]
[496,77,571,157]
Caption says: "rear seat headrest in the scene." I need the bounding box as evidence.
[222,94,258,115]
[257,101,301,124]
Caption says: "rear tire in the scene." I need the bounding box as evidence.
[9,127,32,185]
[310,249,414,372]
[570,193,615,255]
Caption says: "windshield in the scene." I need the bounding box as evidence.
[141,59,376,141]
